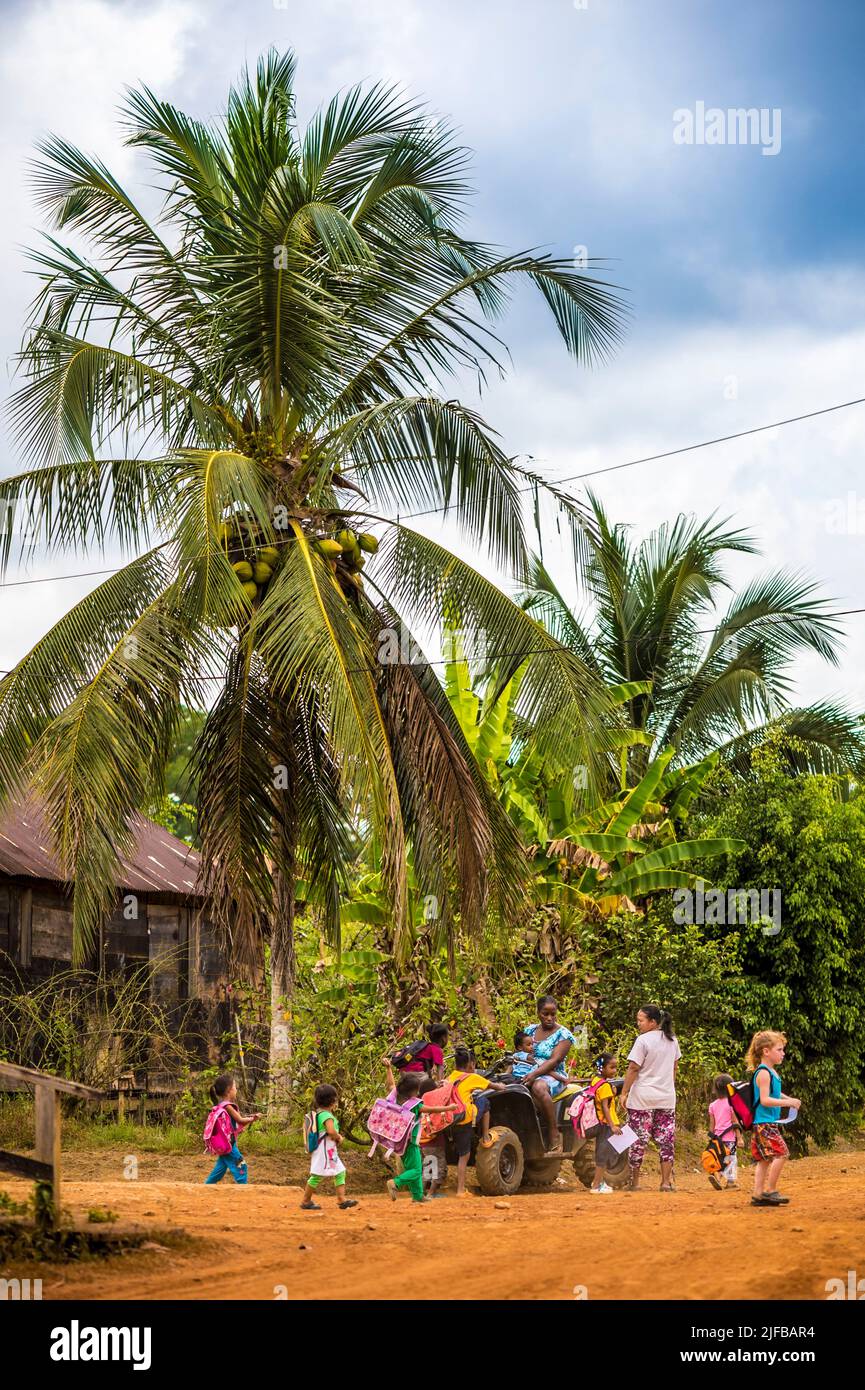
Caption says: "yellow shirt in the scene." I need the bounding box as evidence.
[447,1070,491,1125]
[594,1079,621,1127]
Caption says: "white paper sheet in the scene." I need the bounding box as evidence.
[606,1123,637,1153]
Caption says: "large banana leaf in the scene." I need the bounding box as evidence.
[611,836,745,888]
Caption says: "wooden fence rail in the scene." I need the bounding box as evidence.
[0,1062,105,1228]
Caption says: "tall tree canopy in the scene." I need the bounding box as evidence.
[0,52,627,1092]
[520,493,865,783]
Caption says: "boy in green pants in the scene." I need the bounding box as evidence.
[382,1061,457,1203]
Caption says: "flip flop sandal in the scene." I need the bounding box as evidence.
[300,1201,321,1210]
[762,1191,790,1204]
[338,1199,358,1209]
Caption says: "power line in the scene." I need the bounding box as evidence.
[400,393,865,520]
[3,391,865,590]
[0,566,122,589]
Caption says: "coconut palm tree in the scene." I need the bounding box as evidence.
[0,52,626,1106]
[519,493,865,784]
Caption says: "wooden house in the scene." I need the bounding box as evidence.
[0,792,226,1002]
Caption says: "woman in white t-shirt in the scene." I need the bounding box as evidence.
[620,1004,681,1191]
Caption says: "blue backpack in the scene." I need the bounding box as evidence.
[303,1110,323,1154]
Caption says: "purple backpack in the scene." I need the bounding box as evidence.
[203,1102,234,1156]
[366,1096,420,1158]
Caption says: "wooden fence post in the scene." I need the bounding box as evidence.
[34,1084,62,1227]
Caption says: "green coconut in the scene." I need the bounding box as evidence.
[358,532,379,554]
[252,561,273,584]
[241,581,258,601]
[258,546,280,565]
[337,528,357,551]
[232,560,254,581]
[317,538,343,559]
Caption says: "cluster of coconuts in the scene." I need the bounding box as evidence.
[218,517,281,605]
[314,527,378,593]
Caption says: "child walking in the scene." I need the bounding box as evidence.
[590,1053,623,1194]
[301,1083,358,1210]
[747,1031,800,1207]
[382,1057,457,1204]
[707,1073,741,1190]
[204,1074,261,1185]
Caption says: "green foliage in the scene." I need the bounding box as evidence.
[699,736,865,1147]
[286,903,741,1134]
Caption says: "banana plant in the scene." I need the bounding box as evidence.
[546,750,745,915]
[443,642,743,917]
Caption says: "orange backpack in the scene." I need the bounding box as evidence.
[418,1080,466,1142]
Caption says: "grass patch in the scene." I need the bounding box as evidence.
[0,1096,305,1156]
[0,1221,194,1264]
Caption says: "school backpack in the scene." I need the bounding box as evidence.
[389,1039,431,1071]
[366,1096,421,1159]
[418,1080,466,1142]
[302,1110,323,1155]
[203,1102,233,1156]
[567,1081,602,1139]
[726,1065,771,1131]
[700,1133,728,1176]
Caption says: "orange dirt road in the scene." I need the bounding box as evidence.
[4,1151,864,1301]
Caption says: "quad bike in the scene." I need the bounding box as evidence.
[444,1055,630,1196]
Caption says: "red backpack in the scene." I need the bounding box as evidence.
[726,1065,771,1131]
[419,1080,466,1142]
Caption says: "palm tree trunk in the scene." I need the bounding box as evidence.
[268,866,295,1121]
[267,697,298,1121]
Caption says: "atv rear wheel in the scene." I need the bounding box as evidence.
[522,1158,563,1188]
[475,1126,524,1196]
[572,1141,595,1189]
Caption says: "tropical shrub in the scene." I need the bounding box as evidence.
[698,739,865,1147]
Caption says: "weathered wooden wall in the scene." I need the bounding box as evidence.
[0,878,226,1001]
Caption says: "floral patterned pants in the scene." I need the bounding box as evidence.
[627,1107,676,1168]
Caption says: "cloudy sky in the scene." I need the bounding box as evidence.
[2,0,864,712]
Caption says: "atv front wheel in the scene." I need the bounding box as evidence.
[475,1126,525,1196]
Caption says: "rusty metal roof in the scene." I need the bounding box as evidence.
[0,792,203,898]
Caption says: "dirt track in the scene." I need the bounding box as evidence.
[3,1149,864,1301]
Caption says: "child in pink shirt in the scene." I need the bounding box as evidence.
[707,1073,742,1189]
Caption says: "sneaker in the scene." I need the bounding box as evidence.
[708,1174,723,1190]
[338,1199,358,1209]
[590,1182,613,1194]
[386,1179,398,1202]
[763,1191,790,1204]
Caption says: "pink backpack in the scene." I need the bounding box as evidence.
[366,1097,420,1158]
[203,1102,234,1156]
[567,1082,602,1139]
